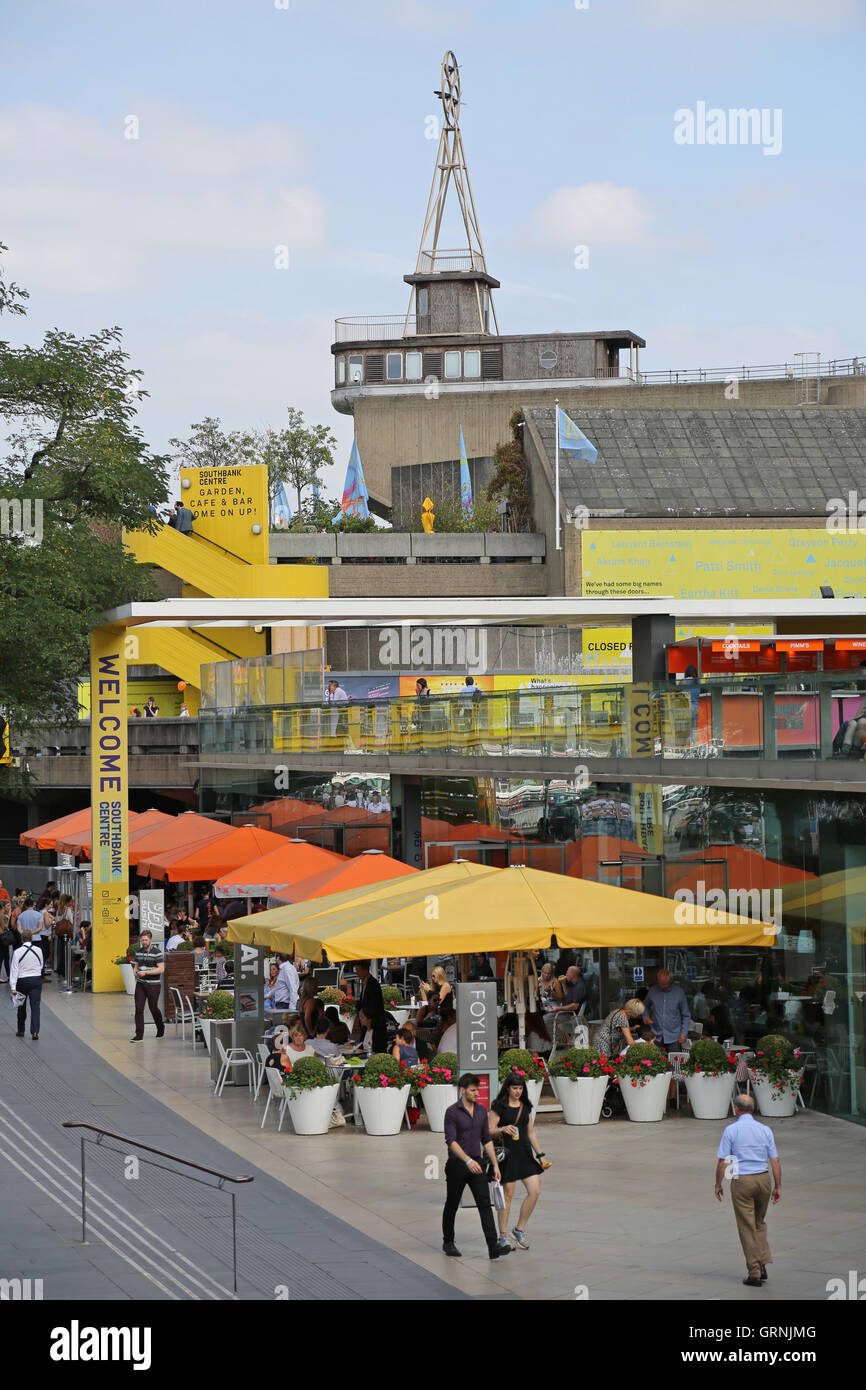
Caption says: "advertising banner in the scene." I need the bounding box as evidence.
[456,981,499,1081]
[179,463,269,565]
[625,684,663,855]
[90,627,128,992]
[581,529,866,600]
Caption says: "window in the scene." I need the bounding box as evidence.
[386,352,403,381]
[417,288,428,316]
[406,351,423,381]
[464,349,481,379]
[540,349,558,370]
[444,350,461,379]
[348,355,363,384]
[336,356,346,385]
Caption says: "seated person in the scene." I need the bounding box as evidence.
[433,1000,457,1054]
[836,693,866,756]
[326,1020,351,1048]
[279,1019,316,1068]
[214,946,230,983]
[392,1023,418,1066]
[415,964,452,1026]
[309,1014,347,1061]
[524,1011,552,1054]
[263,961,280,1009]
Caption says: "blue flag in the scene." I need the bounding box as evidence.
[272,482,293,529]
[558,408,598,464]
[459,427,472,511]
[334,438,370,522]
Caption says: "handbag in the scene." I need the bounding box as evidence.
[491,1180,506,1212]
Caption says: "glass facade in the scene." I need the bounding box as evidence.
[199,762,866,1124]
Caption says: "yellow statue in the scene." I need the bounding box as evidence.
[421,496,435,533]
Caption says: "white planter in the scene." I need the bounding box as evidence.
[749,1068,804,1118]
[356,1084,410,1135]
[620,1070,670,1122]
[551,1074,608,1125]
[199,1019,212,1052]
[285,1083,340,1136]
[420,1084,458,1132]
[119,962,136,996]
[684,1072,737,1119]
[526,1079,544,1109]
[388,1007,411,1027]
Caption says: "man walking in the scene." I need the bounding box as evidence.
[715,1093,781,1286]
[16,898,46,975]
[272,954,299,1011]
[131,928,165,1041]
[442,1074,510,1260]
[170,499,196,535]
[10,929,44,1039]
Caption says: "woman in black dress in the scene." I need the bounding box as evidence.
[489,1072,546,1251]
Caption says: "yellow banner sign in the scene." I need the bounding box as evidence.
[179,464,269,565]
[90,627,129,993]
[581,529,866,600]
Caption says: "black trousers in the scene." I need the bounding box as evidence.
[134,981,164,1038]
[17,976,42,1035]
[442,1157,498,1250]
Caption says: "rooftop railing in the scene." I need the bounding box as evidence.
[334,316,418,342]
[637,355,866,387]
[198,678,866,767]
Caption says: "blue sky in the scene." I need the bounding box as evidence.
[3,0,865,494]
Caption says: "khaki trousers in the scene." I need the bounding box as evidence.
[730,1172,772,1278]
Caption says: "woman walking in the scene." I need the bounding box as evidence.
[489,1072,547,1252]
[10,929,44,1039]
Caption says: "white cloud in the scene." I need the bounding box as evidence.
[643,0,859,25]
[0,103,326,293]
[523,183,652,251]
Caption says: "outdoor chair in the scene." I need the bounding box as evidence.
[261,1065,290,1130]
[252,1042,271,1102]
[668,1051,689,1109]
[170,986,199,1048]
[213,1035,255,1098]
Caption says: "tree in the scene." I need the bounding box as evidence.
[168,416,246,473]
[0,243,169,776]
[243,408,337,519]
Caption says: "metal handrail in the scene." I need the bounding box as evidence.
[63,1121,254,1293]
[638,355,866,386]
[334,316,419,342]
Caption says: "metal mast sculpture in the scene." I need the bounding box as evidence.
[404,51,500,336]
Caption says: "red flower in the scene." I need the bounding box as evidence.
[352,1074,360,1082]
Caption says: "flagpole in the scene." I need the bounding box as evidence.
[554,397,561,552]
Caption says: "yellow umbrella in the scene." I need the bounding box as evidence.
[228,860,497,952]
[228,864,773,961]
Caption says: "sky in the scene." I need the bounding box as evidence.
[3,0,865,496]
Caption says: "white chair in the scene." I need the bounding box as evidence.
[253,1043,271,1102]
[667,1052,688,1109]
[213,1036,255,1097]
[261,1066,289,1130]
[169,986,193,1044]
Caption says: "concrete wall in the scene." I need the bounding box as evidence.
[391,455,496,529]
[326,561,549,596]
[270,532,545,564]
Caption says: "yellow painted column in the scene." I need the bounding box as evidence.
[90,625,129,992]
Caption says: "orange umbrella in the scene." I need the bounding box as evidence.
[274,849,418,904]
[213,839,346,899]
[129,812,233,869]
[55,808,171,859]
[149,826,288,883]
[20,806,96,851]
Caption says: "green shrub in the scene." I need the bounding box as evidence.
[426,1052,457,1084]
[682,1038,732,1076]
[615,1040,671,1085]
[625,1041,665,1065]
[351,1052,407,1089]
[199,990,234,1019]
[548,1046,611,1079]
[498,1047,545,1082]
[755,1033,795,1063]
[282,1055,334,1094]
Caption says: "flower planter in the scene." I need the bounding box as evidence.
[198,1018,212,1053]
[620,1071,670,1122]
[208,1019,237,1086]
[684,1072,736,1119]
[420,1084,458,1132]
[526,1079,544,1109]
[356,1084,410,1135]
[551,1075,608,1125]
[388,1007,411,1027]
[118,963,136,996]
[286,1083,340,1135]
[749,1068,804,1118]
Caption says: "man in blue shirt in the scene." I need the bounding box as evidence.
[715,1093,782,1286]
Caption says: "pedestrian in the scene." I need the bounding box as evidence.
[130,928,165,1042]
[442,1073,510,1260]
[144,695,159,718]
[355,958,387,1053]
[325,678,349,743]
[489,1071,548,1252]
[0,898,16,982]
[644,967,691,1101]
[714,1093,781,1286]
[272,953,300,1011]
[10,929,44,1039]
[0,878,9,902]
[170,499,196,534]
[16,897,45,968]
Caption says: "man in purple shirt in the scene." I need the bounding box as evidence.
[442,1074,510,1260]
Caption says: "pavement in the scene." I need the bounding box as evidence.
[2,978,865,1302]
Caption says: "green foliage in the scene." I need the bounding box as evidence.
[485,410,532,531]
[428,494,502,534]
[424,1052,457,1085]
[548,1046,613,1079]
[616,1040,671,1084]
[281,1055,334,1094]
[751,1033,800,1092]
[498,1047,545,1082]
[331,512,377,533]
[381,985,406,1007]
[0,245,168,765]
[199,990,235,1019]
[351,1051,407,1089]
[682,1038,733,1076]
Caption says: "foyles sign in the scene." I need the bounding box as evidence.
[456,982,498,1073]
[378,627,487,674]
